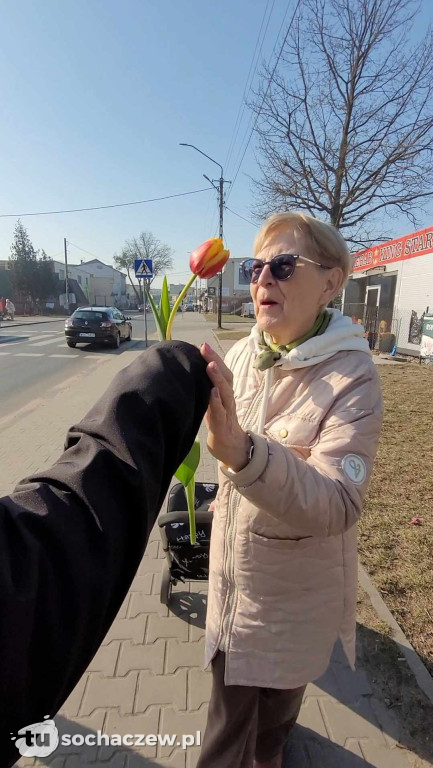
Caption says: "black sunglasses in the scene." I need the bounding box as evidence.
[241,253,331,283]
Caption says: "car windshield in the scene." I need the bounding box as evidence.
[74,311,106,320]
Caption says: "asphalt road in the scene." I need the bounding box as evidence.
[0,312,156,420]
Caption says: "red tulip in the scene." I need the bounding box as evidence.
[190,238,230,278]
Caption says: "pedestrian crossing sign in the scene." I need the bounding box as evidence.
[135,259,153,278]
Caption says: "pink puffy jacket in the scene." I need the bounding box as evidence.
[204,311,383,688]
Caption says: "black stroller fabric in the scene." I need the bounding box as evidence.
[160,482,217,581]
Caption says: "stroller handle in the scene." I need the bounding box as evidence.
[158,508,213,528]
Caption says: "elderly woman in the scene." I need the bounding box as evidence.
[197,212,383,768]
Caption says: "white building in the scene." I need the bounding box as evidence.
[52,260,91,303]
[77,260,127,307]
[344,226,433,354]
[206,258,250,313]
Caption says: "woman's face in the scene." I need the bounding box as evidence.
[250,227,339,345]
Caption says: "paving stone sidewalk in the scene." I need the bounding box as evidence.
[4,314,425,768]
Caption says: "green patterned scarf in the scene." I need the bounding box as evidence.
[255,309,332,371]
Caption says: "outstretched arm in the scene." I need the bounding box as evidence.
[0,341,211,764]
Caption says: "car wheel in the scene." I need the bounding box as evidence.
[113,332,120,349]
[67,341,76,348]
[127,327,132,341]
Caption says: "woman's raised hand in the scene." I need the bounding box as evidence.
[200,343,252,472]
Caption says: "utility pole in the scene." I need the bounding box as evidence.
[218,175,224,329]
[180,143,229,329]
[64,238,70,313]
[143,280,148,348]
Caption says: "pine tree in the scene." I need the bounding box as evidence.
[9,220,38,300]
[35,250,58,302]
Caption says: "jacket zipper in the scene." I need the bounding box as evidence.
[220,377,266,651]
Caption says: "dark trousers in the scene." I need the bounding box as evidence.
[196,652,306,768]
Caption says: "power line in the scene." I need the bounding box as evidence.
[225,0,276,172]
[227,0,300,200]
[66,241,99,260]
[0,187,213,219]
[226,206,259,228]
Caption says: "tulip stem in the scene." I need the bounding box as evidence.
[165,273,197,340]
[186,478,197,545]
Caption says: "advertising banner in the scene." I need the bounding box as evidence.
[353,227,433,272]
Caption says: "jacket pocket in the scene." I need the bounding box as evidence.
[266,414,319,449]
[249,530,316,549]
[240,530,343,604]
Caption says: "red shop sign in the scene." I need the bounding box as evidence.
[352,227,433,272]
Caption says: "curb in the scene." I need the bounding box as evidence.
[0,318,64,328]
[359,564,433,705]
[0,317,64,330]
[210,329,227,357]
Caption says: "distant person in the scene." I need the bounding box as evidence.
[197,212,383,768]
[0,341,211,767]
[5,298,15,320]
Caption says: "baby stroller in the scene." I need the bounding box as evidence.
[158,481,218,606]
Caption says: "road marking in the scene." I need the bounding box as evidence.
[15,352,45,357]
[0,334,62,348]
[0,340,31,347]
[25,332,62,339]
[0,350,110,359]
[21,329,64,335]
[27,334,62,342]
[1,333,60,343]
[48,354,80,358]
[31,336,67,346]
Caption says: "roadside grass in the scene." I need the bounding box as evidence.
[359,363,433,677]
[215,330,252,341]
[204,312,254,324]
[357,584,433,763]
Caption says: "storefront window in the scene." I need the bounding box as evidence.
[343,274,396,333]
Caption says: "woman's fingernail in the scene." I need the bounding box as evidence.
[203,342,210,353]
[213,387,220,399]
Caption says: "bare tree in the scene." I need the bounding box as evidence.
[252,0,433,246]
[114,231,174,304]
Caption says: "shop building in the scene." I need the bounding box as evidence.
[343,227,433,354]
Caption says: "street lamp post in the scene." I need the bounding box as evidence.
[180,143,229,329]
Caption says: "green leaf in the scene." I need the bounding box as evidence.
[144,284,165,340]
[175,439,200,487]
[175,439,200,547]
[159,277,171,339]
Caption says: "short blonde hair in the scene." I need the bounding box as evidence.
[254,211,351,285]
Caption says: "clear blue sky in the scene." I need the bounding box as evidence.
[0,0,431,287]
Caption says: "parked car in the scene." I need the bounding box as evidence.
[65,306,132,349]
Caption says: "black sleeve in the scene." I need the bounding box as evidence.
[0,340,211,763]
